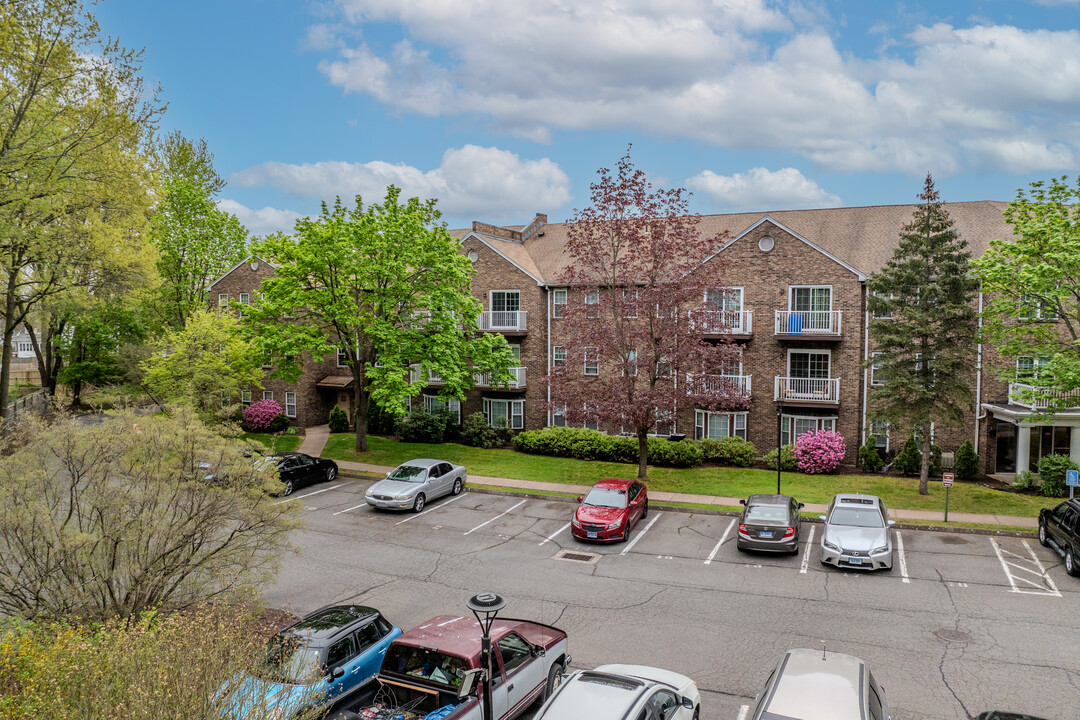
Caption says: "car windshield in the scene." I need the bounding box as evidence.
[388,465,426,482]
[746,505,789,524]
[252,635,322,685]
[829,506,884,528]
[383,645,468,687]
[583,488,626,508]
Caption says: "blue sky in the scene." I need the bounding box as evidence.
[96,0,1080,236]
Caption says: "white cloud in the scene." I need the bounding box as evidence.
[229,145,572,221]
[310,2,1080,175]
[217,199,303,237]
[686,167,842,211]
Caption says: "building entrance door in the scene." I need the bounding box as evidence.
[995,421,1016,473]
[337,391,352,423]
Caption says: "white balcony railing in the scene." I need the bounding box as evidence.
[426,369,446,386]
[688,309,753,334]
[479,310,527,332]
[687,373,752,396]
[774,376,840,403]
[474,366,527,389]
[1008,382,1080,410]
[774,310,842,336]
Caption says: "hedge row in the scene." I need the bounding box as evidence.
[512,427,758,469]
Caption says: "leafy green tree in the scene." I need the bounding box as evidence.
[975,176,1080,415]
[866,176,979,494]
[150,132,248,330]
[141,309,264,416]
[0,0,161,417]
[250,186,514,451]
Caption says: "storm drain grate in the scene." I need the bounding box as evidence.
[554,549,601,564]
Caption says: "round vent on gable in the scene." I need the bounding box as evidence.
[758,236,775,252]
[250,260,260,271]
[467,249,479,262]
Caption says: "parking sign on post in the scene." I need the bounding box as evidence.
[943,473,954,522]
[1067,469,1078,500]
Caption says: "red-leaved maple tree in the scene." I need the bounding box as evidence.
[547,149,749,479]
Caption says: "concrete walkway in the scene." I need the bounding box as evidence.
[325,455,1039,529]
[297,424,330,456]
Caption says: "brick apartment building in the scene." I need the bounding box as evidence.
[209,202,1076,477]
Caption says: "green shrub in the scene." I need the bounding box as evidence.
[1013,469,1041,492]
[1038,453,1077,497]
[954,440,978,480]
[858,435,883,473]
[367,401,397,435]
[395,408,447,443]
[328,406,349,433]
[510,427,700,466]
[435,409,462,443]
[929,443,943,478]
[462,412,499,449]
[893,436,922,476]
[764,444,797,471]
[647,437,704,468]
[701,436,757,467]
[268,413,290,433]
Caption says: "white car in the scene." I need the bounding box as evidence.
[819,494,895,571]
[533,664,701,720]
[364,458,466,512]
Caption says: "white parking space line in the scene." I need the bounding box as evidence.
[620,513,662,556]
[333,502,370,516]
[539,522,572,546]
[989,537,1062,597]
[705,518,736,564]
[463,499,527,535]
[736,705,749,720]
[396,494,466,525]
[895,530,910,583]
[275,483,346,504]
[800,525,815,574]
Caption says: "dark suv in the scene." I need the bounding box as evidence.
[1038,499,1080,577]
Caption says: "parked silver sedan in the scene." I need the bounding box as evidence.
[364,459,466,512]
[819,493,895,571]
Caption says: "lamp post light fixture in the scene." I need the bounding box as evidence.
[776,400,784,495]
[467,592,507,720]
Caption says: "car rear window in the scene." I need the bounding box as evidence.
[583,488,626,508]
[746,505,789,524]
[384,645,469,688]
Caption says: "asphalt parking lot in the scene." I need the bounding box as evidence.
[266,477,1080,720]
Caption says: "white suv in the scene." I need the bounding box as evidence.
[533,664,701,720]
[750,648,890,720]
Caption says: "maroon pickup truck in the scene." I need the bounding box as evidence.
[329,615,570,720]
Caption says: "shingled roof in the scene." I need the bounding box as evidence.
[456,201,1013,284]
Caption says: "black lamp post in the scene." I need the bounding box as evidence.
[776,400,784,495]
[467,592,506,720]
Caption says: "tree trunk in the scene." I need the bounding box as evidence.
[354,387,369,452]
[0,270,19,420]
[918,429,931,496]
[637,428,648,479]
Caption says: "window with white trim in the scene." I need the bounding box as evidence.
[285,392,296,418]
[262,352,272,369]
[1016,356,1049,380]
[15,341,32,354]
[483,398,523,429]
[780,415,836,446]
[656,355,672,379]
[552,405,566,427]
[263,390,274,401]
[424,395,461,423]
[241,390,252,407]
[623,349,637,377]
[705,287,744,331]
[337,349,348,367]
[869,419,889,450]
[870,291,893,319]
[218,293,229,307]
[653,407,675,436]
[694,410,747,440]
[585,290,599,318]
[553,345,565,367]
[584,346,599,376]
[1019,294,1057,321]
[239,292,250,305]
[552,288,567,318]
[622,288,638,318]
[870,352,885,386]
[490,290,520,313]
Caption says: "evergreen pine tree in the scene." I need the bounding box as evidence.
[866,175,979,494]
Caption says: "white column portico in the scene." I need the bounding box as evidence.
[1071,427,1080,467]
[1016,424,1030,475]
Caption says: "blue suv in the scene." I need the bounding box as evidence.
[221,605,401,718]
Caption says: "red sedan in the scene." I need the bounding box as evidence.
[571,478,648,542]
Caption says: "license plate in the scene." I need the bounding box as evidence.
[587,532,597,538]
[759,530,773,538]
[847,556,863,565]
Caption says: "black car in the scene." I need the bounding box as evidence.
[1038,498,1080,576]
[272,452,339,496]
[737,494,804,554]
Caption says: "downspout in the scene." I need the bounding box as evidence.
[546,285,552,426]
[861,286,869,446]
[974,291,985,454]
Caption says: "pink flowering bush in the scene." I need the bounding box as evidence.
[243,399,284,431]
[793,430,847,474]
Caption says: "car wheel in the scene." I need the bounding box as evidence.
[622,525,631,543]
[326,465,337,482]
[541,661,565,702]
[1039,522,1049,547]
[692,707,700,720]
[642,500,649,518]
[736,541,746,553]
[1066,549,1079,577]
[452,478,463,495]
[413,494,426,513]
[282,480,294,496]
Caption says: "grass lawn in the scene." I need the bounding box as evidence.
[242,432,302,453]
[323,435,1062,517]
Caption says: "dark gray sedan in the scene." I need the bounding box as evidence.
[364,458,467,512]
[736,494,804,554]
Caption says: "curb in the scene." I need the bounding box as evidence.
[337,471,1039,538]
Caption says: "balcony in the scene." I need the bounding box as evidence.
[1008,383,1080,410]
[479,310,527,334]
[474,366,527,390]
[688,310,753,339]
[774,376,840,405]
[425,369,446,386]
[687,373,752,397]
[774,310,842,340]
